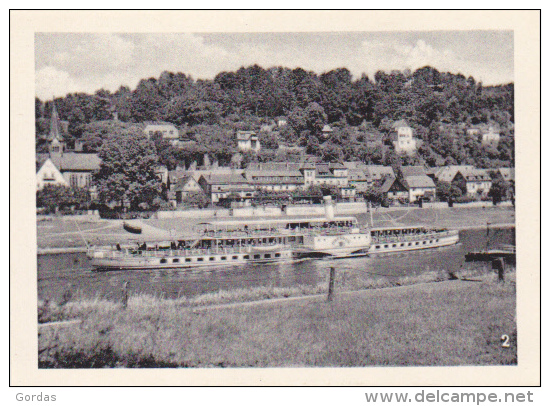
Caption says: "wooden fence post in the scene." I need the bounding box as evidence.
[327,267,336,302]
[122,281,129,309]
[492,257,505,283]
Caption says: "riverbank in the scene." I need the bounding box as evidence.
[36,206,515,252]
[38,268,516,368]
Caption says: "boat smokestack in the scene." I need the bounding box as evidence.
[323,195,334,220]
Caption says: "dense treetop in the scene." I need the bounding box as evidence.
[36,65,514,169]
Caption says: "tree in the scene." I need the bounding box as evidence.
[36,185,90,213]
[435,180,462,202]
[488,177,510,204]
[94,130,162,210]
[181,191,210,209]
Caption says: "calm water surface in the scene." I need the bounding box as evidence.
[37,228,515,302]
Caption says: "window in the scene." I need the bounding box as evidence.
[70,174,78,188]
[232,255,238,260]
[160,258,167,264]
[197,257,204,262]
[384,244,389,248]
[209,257,215,261]
[173,258,179,263]
[392,244,397,248]
[254,254,261,259]
[422,241,426,245]
[185,258,192,263]
[375,245,380,249]
[275,253,281,258]
[264,254,271,259]
[221,256,227,260]
[243,255,249,259]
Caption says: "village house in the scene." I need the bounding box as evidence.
[245,163,305,192]
[198,173,255,204]
[392,119,418,154]
[434,165,475,183]
[402,176,436,203]
[321,124,333,139]
[143,123,179,141]
[378,176,409,203]
[365,165,396,185]
[345,168,370,194]
[453,168,492,197]
[466,128,481,137]
[237,130,260,152]
[36,104,101,191]
[496,167,515,183]
[171,176,203,205]
[399,166,436,202]
[481,126,500,146]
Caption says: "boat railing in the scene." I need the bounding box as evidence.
[371,230,457,243]
[101,243,293,259]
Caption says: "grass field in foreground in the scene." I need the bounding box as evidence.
[38,272,516,368]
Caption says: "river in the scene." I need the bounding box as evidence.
[37,227,515,303]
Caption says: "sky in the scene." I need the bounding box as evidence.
[35,31,514,100]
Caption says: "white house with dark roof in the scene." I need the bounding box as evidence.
[481,126,500,146]
[453,168,492,197]
[402,175,436,203]
[143,123,179,141]
[237,130,260,151]
[392,119,418,154]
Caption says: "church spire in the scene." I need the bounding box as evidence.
[48,100,65,156]
[49,101,63,142]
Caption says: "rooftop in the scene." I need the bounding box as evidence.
[403,175,435,189]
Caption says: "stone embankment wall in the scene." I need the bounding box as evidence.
[155,202,369,219]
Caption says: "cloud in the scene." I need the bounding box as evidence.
[359,39,462,77]
[35,66,80,99]
[53,34,136,75]
[35,33,513,99]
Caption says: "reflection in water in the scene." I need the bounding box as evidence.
[37,228,514,302]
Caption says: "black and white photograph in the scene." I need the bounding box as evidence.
[11,10,540,387]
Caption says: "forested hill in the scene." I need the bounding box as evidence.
[35,65,514,169]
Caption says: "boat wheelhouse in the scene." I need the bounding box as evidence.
[207,215,372,258]
[368,226,459,254]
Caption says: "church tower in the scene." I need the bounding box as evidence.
[48,102,65,156]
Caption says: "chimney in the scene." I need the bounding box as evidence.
[323,195,334,220]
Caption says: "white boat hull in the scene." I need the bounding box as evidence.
[368,230,459,254]
[89,249,294,270]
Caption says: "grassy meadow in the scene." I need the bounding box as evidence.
[38,269,516,368]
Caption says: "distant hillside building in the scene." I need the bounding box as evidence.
[321,124,333,139]
[392,120,418,154]
[143,123,179,141]
[481,126,500,146]
[237,131,260,152]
